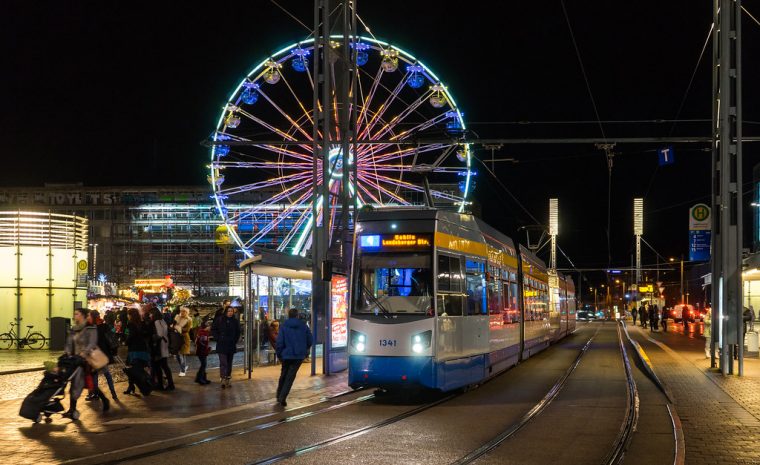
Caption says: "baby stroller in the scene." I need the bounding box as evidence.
[19,355,84,423]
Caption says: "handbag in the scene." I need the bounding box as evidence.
[83,347,109,370]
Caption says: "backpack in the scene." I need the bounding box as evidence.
[168,328,183,355]
[104,330,120,353]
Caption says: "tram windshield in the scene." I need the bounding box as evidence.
[354,253,432,315]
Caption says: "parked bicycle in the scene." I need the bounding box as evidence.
[0,323,47,349]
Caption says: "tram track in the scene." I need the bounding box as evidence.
[602,321,640,465]
[68,388,374,465]
[449,329,599,465]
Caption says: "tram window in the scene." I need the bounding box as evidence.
[465,259,486,316]
[488,275,502,315]
[437,254,463,292]
[354,253,433,315]
[437,293,464,316]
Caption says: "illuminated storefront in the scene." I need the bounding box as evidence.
[0,211,88,339]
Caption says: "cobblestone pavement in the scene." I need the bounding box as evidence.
[1,353,344,465]
[627,319,760,465]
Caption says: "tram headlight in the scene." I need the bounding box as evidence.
[411,330,432,354]
[350,330,367,353]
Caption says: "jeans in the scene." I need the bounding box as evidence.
[94,366,116,395]
[218,352,234,378]
[195,355,208,382]
[277,359,303,403]
[175,353,187,373]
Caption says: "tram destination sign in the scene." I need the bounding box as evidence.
[359,233,431,251]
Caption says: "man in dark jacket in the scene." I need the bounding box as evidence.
[213,306,240,388]
[275,307,313,406]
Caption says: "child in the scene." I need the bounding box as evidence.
[194,321,211,385]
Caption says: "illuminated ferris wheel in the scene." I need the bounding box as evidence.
[209,36,472,258]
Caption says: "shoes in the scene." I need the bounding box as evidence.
[166,385,176,391]
[225,377,231,387]
[85,393,97,401]
[278,400,287,407]
[110,390,118,400]
[62,410,80,420]
[123,389,134,395]
[179,371,186,377]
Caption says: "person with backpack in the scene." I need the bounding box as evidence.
[194,320,211,385]
[212,306,240,388]
[149,307,175,391]
[275,307,313,406]
[85,310,118,401]
[173,307,192,377]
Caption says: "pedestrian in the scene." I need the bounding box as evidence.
[749,305,756,333]
[275,307,313,407]
[194,320,211,385]
[631,305,638,326]
[190,310,201,342]
[704,309,712,358]
[63,308,108,418]
[259,308,270,349]
[86,310,118,401]
[269,319,280,361]
[682,306,689,331]
[124,308,151,396]
[149,307,175,391]
[661,306,668,332]
[649,304,657,332]
[212,306,240,388]
[162,306,174,326]
[173,307,192,376]
[640,303,648,329]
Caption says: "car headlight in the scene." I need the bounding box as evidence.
[350,330,367,353]
[411,330,432,354]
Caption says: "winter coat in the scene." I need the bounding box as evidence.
[213,316,241,354]
[126,322,149,354]
[65,324,97,356]
[174,315,192,355]
[152,319,170,359]
[276,317,313,361]
[95,323,115,363]
[268,320,280,348]
[195,327,211,357]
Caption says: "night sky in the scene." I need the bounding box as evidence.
[2,1,759,290]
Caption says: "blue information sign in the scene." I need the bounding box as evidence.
[689,230,711,261]
[658,146,675,166]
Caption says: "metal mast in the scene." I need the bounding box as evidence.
[311,0,358,376]
[712,0,743,375]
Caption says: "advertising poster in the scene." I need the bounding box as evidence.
[331,275,348,348]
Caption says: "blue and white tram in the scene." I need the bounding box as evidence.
[348,208,576,391]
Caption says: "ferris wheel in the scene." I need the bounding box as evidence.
[209,36,472,258]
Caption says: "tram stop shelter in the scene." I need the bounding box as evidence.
[239,249,348,376]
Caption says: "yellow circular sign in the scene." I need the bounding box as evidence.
[692,204,709,221]
[77,260,88,271]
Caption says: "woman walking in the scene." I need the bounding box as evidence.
[124,308,150,396]
[212,306,240,388]
[173,307,192,376]
[64,308,109,419]
[150,307,175,391]
[85,310,118,401]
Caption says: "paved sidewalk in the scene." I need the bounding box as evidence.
[1,357,348,465]
[626,319,760,465]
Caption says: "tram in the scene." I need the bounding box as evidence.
[348,208,576,391]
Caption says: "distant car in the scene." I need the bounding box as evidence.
[671,304,702,323]
[576,310,595,321]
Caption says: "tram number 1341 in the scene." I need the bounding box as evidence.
[379,339,398,347]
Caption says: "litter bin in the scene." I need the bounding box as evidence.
[746,331,759,353]
[49,317,70,351]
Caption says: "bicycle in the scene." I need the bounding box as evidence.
[0,323,47,349]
